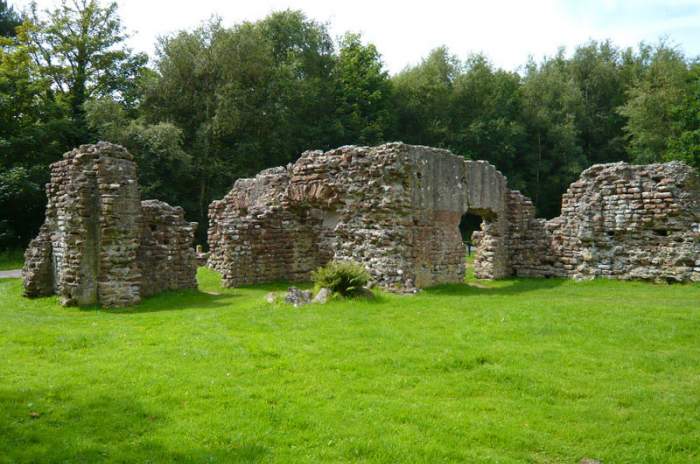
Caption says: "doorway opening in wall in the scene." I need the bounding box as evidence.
[459,213,483,253]
[459,213,484,280]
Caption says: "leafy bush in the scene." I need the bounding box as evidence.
[311,261,370,297]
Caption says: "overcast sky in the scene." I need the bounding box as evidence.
[13,0,700,74]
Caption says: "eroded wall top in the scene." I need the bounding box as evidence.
[502,161,700,282]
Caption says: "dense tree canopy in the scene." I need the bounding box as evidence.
[1,0,698,250]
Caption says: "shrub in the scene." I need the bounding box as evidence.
[311,261,370,297]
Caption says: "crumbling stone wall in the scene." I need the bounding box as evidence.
[139,200,198,297]
[22,142,198,307]
[499,162,700,282]
[208,143,514,290]
[207,166,324,286]
[209,143,699,289]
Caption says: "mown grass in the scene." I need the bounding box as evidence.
[0,249,23,271]
[0,267,698,463]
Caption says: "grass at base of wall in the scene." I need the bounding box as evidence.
[0,249,23,271]
[0,267,699,463]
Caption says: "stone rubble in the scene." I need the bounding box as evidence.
[285,287,312,307]
[312,287,332,304]
[22,142,198,307]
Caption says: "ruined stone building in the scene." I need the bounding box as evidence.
[208,143,517,290]
[492,161,700,282]
[208,143,700,290]
[23,142,198,307]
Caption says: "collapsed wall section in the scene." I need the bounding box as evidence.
[139,200,198,297]
[206,166,327,287]
[556,162,699,281]
[495,161,700,282]
[208,145,416,288]
[22,142,198,307]
[503,191,563,278]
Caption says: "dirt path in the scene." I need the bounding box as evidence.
[0,269,21,279]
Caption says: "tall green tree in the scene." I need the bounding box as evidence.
[449,54,526,188]
[334,33,394,145]
[85,98,193,207]
[146,11,340,242]
[257,10,338,154]
[392,47,460,147]
[26,0,147,127]
[145,19,224,227]
[521,52,586,217]
[568,40,629,165]
[665,62,700,170]
[0,25,77,248]
[618,42,689,164]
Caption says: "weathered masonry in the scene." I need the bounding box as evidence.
[208,143,513,290]
[493,161,700,282]
[209,143,700,290]
[22,142,198,307]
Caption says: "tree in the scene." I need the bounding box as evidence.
[521,52,586,217]
[26,0,148,126]
[334,33,394,145]
[0,0,20,37]
[665,63,700,170]
[449,54,526,188]
[1,24,82,248]
[85,98,193,207]
[392,47,460,147]
[256,10,338,154]
[568,40,629,165]
[1,1,149,249]
[145,19,228,235]
[145,11,342,242]
[618,42,689,164]
[0,166,45,249]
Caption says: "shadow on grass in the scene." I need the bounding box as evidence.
[79,288,239,315]
[0,388,268,463]
[424,277,566,296]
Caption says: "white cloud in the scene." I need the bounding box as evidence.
[13,0,700,73]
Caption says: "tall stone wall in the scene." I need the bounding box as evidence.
[208,143,513,290]
[499,161,700,282]
[22,142,198,307]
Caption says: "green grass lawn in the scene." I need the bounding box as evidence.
[1,267,699,463]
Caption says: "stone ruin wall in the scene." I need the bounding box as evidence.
[208,143,515,291]
[139,200,198,297]
[484,161,700,282]
[209,143,700,289]
[25,141,696,307]
[22,142,198,307]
